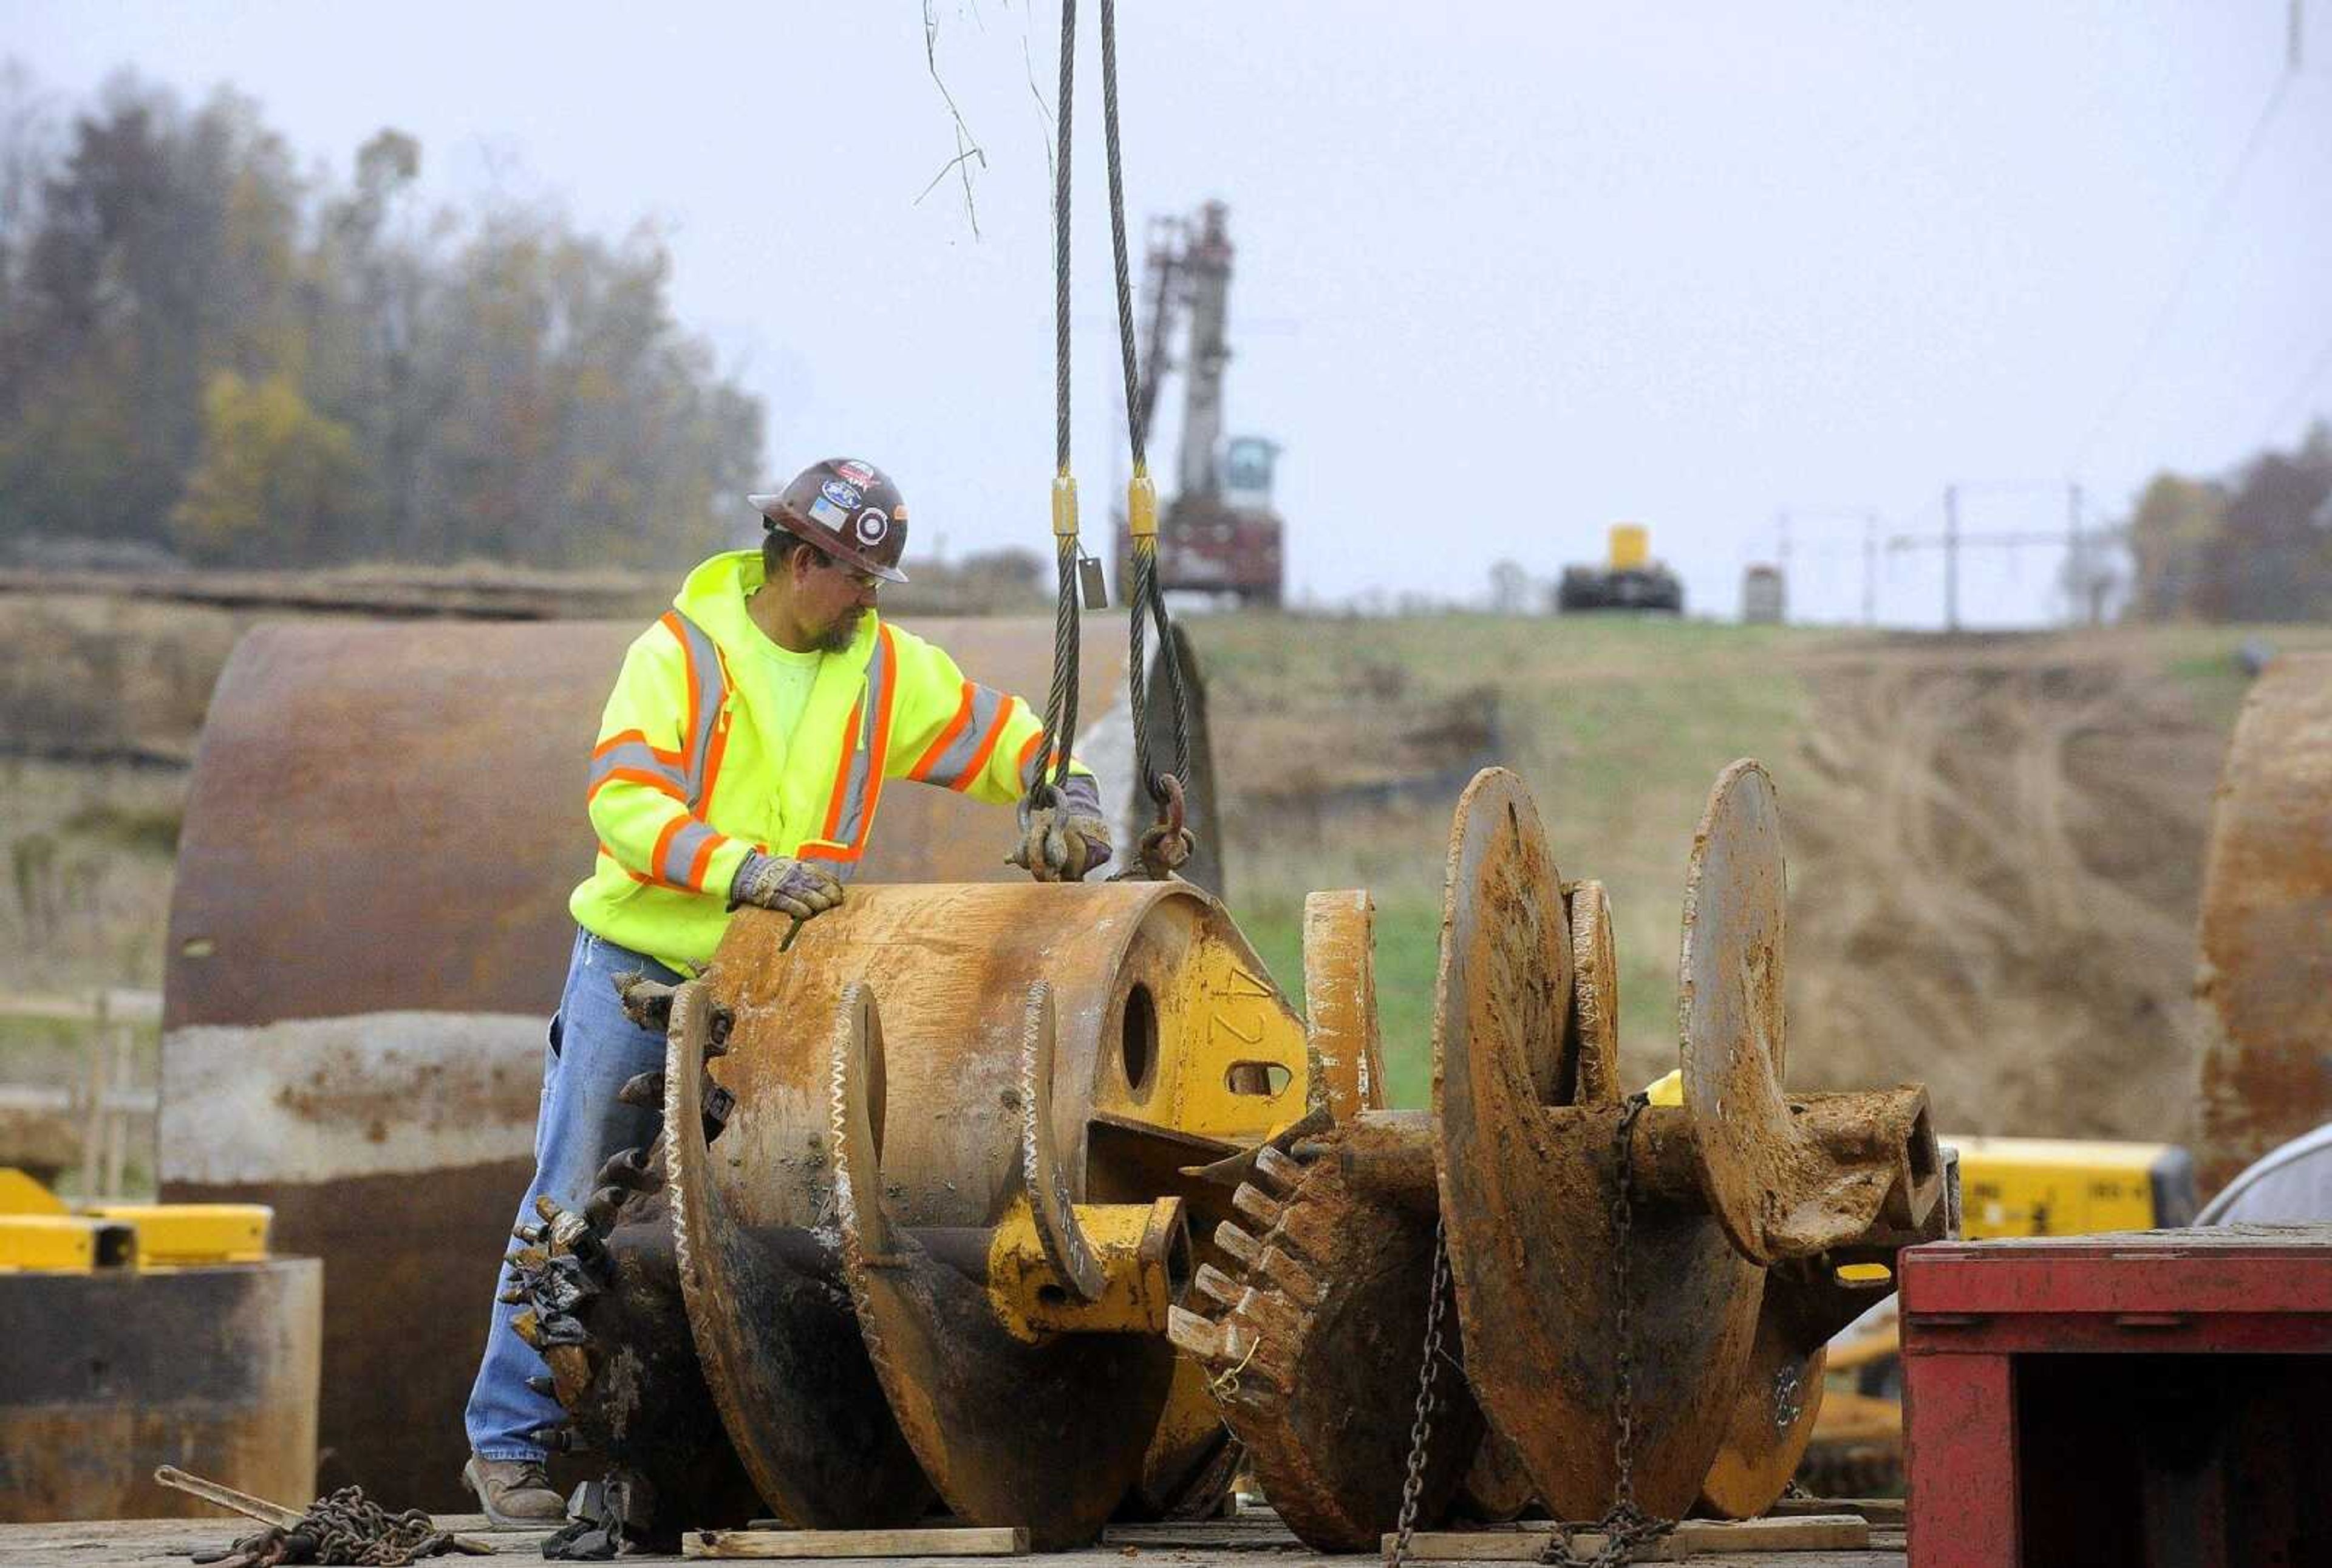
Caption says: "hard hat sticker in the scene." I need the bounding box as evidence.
[821,478,864,510]
[854,508,890,545]
[808,494,851,530]
[834,460,876,487]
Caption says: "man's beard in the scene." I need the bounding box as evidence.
[816,610,862,654]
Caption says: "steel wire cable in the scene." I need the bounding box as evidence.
[1100,0,1195,816]
[1033,0,1080,805]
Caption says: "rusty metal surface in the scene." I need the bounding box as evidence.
[2195,652,2332,1198]
[164,618,1131,1032]
[1301,891,1385,1119]
[701,886,1301,1239]
[1433,767,1761,1521]
[1681,763,1944,1264]
[832,984,1178,1549]
[0,1260,319,1523]
[157,615,1199,1509]
[664,983,932,1530]
[1168,1128,1484,1552]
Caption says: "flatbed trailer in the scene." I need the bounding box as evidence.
[0,1511,1908,1567]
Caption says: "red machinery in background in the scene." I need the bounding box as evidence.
[1117,203,1285,608]
[1902,1226,2332,1567]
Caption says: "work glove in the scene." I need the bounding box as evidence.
[1010,772,1114,884]
[728,852,845,921]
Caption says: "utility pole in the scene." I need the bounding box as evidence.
[1862,515,1877,627]
[1943,484,1960,633]
[2067,480,2087,626]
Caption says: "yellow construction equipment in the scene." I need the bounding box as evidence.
[0,1170,318,1522]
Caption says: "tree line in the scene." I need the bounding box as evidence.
[2124,421,2332,622]
[0,65,762,569]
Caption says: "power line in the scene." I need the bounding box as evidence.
[2067,63,2297,471]
[2258,327,2332,440]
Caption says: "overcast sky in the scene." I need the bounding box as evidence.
[5,3,2328,625]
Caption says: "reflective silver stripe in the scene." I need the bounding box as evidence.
[587,741,687,796]
[660,819,722,888]
[666,612,726,802]
[918,684,1008,787]
[828,630,892,850]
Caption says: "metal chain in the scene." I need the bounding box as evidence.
[193,1485,454,1567]
[1384,1219,1451,1568]
[1538,1091,1673,1567]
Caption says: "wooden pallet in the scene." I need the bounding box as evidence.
[1385,1515,1871,1561]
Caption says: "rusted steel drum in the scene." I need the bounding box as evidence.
[2196,652,2332,1199]
[0,1259,320,1522]
[159,616,1218,1507]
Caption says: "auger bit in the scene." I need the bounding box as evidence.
[831,982,1182,1550]
[666,980,936,1529]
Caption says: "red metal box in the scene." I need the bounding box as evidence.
[1901,1225,2332,1567]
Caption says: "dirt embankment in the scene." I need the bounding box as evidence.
[1784,646,2228,1143]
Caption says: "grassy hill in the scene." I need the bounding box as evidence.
[1194,613,2332,1140]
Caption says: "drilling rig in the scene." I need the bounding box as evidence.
[1119,202,1286,608]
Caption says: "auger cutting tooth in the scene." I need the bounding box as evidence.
[700,1080,735,1140]
[1193,1263,1247,1311]
[1230,1181,1285,1232]
[525,1421,586,1455]
[1251,1143,1304,1194]
[527,1374,557,1400]
[613,972,675,1032]
[583,1185,626,1235]
[1213,1220,1263,1269]
[596,1147,655,1192]
[616,1069,665,1108]
[1256,1244,1324,1307]
[1165,1303,1243,1366]
[497,1283,527,1306]
[511,1309,544,1349]
[505,1246,547,1271]
[512,1219,547,1246]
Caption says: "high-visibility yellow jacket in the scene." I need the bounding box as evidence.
[570,550,1087,972]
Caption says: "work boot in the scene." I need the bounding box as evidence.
[462,1454,567,1529]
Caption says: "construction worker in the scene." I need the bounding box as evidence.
[461,457,1112,1525]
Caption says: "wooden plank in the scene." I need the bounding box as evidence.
[1387,1515,1871,1560]
[685,1525,1031,1559]
[1101,1520,1303,1547]
[1766,1497,1905,1526]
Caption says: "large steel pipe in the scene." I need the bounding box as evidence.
[2195,652,2332,1198]
[159,616,1218,1505]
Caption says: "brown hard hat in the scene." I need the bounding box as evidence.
[749,458,911,583]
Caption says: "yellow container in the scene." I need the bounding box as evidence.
[0,1214,134,1272]
[83,1203,273,1266]
[1950,1136,2193,1237]
[1608,523,1649,570]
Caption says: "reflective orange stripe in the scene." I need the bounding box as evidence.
[588,768,687,804]
[909,682,979,782]
[593,728,684,767]
[1016,729,1048,782]
[650,815,688,889]
[820,697,864,843]
[952,701,1015,794]
[660,613,700,771]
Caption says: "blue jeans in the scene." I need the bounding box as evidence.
[463,929,680,1461]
